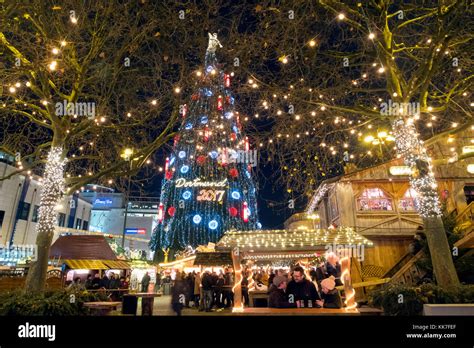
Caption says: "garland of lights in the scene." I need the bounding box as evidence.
[306,183,332,214]
[36,147,67,236]
[392,118,442,218]
[218,227,373,249]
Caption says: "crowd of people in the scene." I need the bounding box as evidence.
[66,272,130,300]
[169,253,344,314]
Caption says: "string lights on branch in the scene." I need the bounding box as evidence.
[35,147,67,236]
[392,118,442,218]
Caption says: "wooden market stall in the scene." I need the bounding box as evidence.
[215,227,375,312]
[49,235,130,287]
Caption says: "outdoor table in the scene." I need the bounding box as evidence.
[83,301,121,316]
[241,307,360,315]
[123,292,162,316]
[248,290,268,307]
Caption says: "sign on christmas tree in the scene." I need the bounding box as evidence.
[150,34,261,255]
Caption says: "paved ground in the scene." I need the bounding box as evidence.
[137,295,234,316]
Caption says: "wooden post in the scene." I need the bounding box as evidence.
[340,256,357,311]
[231,247,243,312]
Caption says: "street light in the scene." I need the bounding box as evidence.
[121,148,134,249]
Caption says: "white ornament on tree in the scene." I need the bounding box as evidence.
[207,32,222,53]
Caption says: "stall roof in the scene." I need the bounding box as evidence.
[64,259,109,270]
[193,252,233,266]
[216,227,374,252]
[50,235,118,260]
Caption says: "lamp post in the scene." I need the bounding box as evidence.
[121,148,133,249]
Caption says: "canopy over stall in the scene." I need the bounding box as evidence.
[49,235,130,277]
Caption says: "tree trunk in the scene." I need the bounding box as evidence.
[392,117,459,288]
[423,216,459,286]
[24,147,67,293]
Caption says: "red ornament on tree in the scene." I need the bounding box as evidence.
[217,96,223,110]
[191,93,199,101]
[230,133,237,141]
[229,168,238,178]
[224,74,231,87]
[165,171,173,180]
[229,207,238,217]
[167,206,176,217]
[196,155,206,165]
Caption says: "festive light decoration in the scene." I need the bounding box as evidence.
[217,228,373,250]
[306,183,333,214]
[157,203,164,222]
[340,256,357,311]
[392,118,442,218]
[35,147,67,237]
[150,36,260,252]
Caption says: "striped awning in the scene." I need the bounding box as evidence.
[64,259,109,270]
[103,260,131,269]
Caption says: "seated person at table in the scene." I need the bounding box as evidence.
[316,253,342,288]
[287,266,321,308]
[317,276,342,309]
[268,276,295,308]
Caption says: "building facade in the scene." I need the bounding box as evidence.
[287,129,474,277]
[82,191,158,251]
[0,154,92,247]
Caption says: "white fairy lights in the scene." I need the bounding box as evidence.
[392,118,442,218]
[35,147,67,236]
[217,227,373,250]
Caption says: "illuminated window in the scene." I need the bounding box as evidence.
[357,188,393,211]
[399,188,418,211]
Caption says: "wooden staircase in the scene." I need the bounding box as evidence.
[454,202,474,249]
[383,250,426,286]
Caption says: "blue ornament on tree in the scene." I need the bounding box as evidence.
[208,220,218,230]
[182,190,192,200]
[193,214,202,224]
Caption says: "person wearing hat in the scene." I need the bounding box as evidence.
[268,276,296,308]
[318,276,342,309]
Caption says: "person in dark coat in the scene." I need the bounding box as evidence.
[201,271,213,312]
[223,270,234,308]
[141,272,151,293]
[171,273,189,316]
[316,253,342,288]
[91,273,101,289]
[85,274,93,290]
[215,273,225,308]
[318,276,342,309]
[185,273,194,307]
[99,274,110,289]
[210,272,219,308]
[268,276,295,308]
[287,266,321,308]
[268,270,276,288]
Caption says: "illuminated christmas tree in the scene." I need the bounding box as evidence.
[150,34,261,258]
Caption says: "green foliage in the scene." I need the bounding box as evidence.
[369,284,474,316]
[0,290,108,316]
[455,255,474,284]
